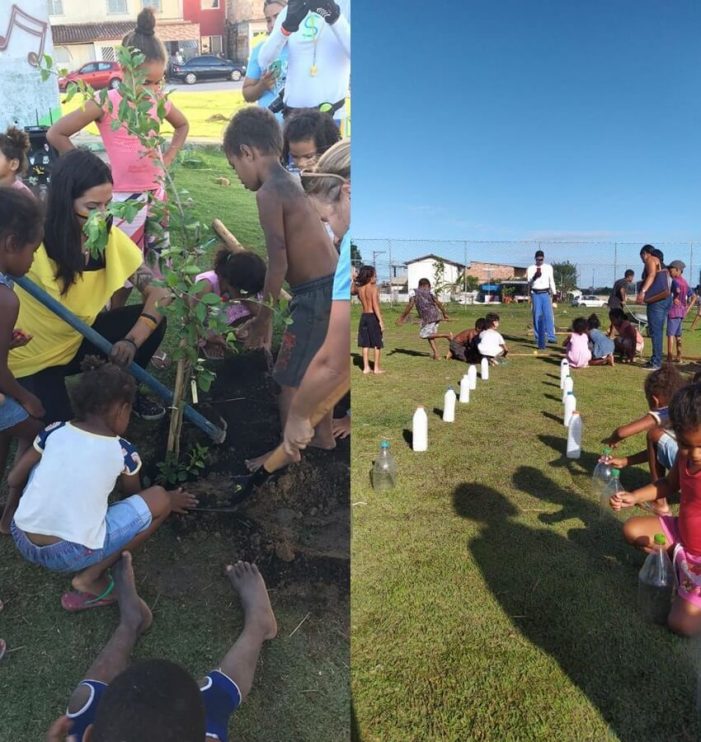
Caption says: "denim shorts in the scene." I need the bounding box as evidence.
[0,395,28,432]
[656,432,679,471]
[11,495,152,573]
[667,317,683,337]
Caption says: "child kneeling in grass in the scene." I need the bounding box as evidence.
[611,383,701,636]
[587,313,615,366]
[564,317,591,368]
[9,358,197,612]
[477,313,508,365]
[605,365,687,515]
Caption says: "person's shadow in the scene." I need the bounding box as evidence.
[452,478,700,741]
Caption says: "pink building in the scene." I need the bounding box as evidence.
[183,0,227,56]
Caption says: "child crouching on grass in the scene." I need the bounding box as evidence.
[9,358,197,612]
[477,313,508,365]
[609,307,643,363]
[605,365,687,515]
[195,247,267,359]
[611,383,701,636]
[587,313,615,366]
[447,317,485,362]
[564,317,591,368]
[397,278,451,360]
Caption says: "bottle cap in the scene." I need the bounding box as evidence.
[654,533,666,546]
[603,446,612,455]
[381,439,390,449]
[611,468,620,477]
[567,391,574,395]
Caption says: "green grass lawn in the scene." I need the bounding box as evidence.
[0,148,349,742]
[352,302,701,741]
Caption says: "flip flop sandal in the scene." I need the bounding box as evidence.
[151,351,170,369]
[61,575,116,613]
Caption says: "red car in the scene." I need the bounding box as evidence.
[59,61,123,92]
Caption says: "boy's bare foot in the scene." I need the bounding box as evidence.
[431,355,441,361]
[245,450,273,472]
[362,368,371,375]
[168,487,198,514]
[225,562,277,641]
[373,368,385,374]
[607,353,614,366]
[112,552,153,634]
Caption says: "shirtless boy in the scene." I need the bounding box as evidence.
[355,265,384,374]
[223,107,338,470]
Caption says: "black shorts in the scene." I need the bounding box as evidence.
[358,313,383,349]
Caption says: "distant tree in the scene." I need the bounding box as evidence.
[465,275,480,291]
[553,261,578,293]
[433,259,447,290]
[351,241,362,267]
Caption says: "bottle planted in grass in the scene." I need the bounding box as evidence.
[443,387,457,422]
[459,374,470,403]
[560,359,570,389]
[562,375,574,403]
[372,439,396,492]
[467,364,477,390]
[563,391,576,427]
[601,467,624,518]
[593,446,614,501]
[480,357,489,381]
[412,406,428,451]
[566,411,582,459]
[638,533,675,625]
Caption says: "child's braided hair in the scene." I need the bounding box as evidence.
[71,356,136,420]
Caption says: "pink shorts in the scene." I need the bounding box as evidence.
[658,515,701,608]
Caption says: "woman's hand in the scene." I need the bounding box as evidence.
[9,329,32,349]
[110,339,137,367]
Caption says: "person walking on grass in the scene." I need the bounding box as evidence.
[46,552,277,741]
[355,265,384,374]
[527,249,557,349]
[397,278,451,360]
[667,260,692,363]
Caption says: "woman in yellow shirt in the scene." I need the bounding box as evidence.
[10,149,170,422]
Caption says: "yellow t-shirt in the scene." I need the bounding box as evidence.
[9,228,142,377]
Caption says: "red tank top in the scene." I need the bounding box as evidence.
[678,454,701,555]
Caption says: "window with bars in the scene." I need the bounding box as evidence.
[49,0,63,14]
[142,0,162,11]
[107,0,127,13]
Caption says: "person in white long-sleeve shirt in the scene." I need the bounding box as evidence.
[258,0,350,125]
[526,249,557,349]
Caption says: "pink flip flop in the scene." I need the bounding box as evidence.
[61,576,116,613]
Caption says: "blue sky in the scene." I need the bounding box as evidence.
[352,0,701,256]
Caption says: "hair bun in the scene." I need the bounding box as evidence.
[5,126,30,153]
[80,355,107,373]
[136,7,156,36]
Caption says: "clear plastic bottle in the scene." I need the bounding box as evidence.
[566,411,582,459]
[443,387,457,422]
[601,467,623,517]
[412,406,428,452]
[638,533,675,625]
[592,447,613,502]
[372,439,396,492]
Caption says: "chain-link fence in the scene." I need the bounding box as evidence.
[353,239,699,293]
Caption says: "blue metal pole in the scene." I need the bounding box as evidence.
[12,275,226,443]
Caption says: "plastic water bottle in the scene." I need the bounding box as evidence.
[467,365,477,390]
[562,375,574,403]
[601,467,623,518]
[459,374,470,403]
[593,447,614,503]
[563,391,576,427]
[560,359,570,389]
[566,411,582,459]
[412,406,428,452]
[638,533,675,625]
[372,439,396,492]
[443,387,457,422]
[480,357,489,380]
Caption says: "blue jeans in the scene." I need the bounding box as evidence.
[531,292,556,348]
[646,296,672,367]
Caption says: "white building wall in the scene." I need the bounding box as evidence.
[0,2,60,128]
[407,259,460,291]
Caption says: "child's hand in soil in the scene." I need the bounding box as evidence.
[241,316,271,350]
[9,329,32,349]
[282,413,314,460]
[168,487,198,514]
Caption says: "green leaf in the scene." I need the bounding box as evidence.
[201,292,222,305]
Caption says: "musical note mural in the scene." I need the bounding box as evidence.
[0,1,59,130]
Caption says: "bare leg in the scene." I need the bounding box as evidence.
[676,336,682,361]
[308,410,336,451]
[427,338,440,360]
[373,348,384,374]
[668,597,701,637]
[71,487,196,596]
[219,562,277,702]
[646,428,670,514]
[0,418,43,535]
[362,348,371,374]
[246,386,296,472]
[622,515,670,554]
[690,312,701,332]
[66,552,152,713]
[667,336,673,363]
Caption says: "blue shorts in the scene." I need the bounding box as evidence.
[66,670,241,741]
[0,394,28,432]
[667,317,683,337]
[11,495,152,573]
[657,432,678,471]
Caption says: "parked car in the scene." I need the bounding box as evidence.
[571,294,606,308]
[59,61,122,92]
[168,55,246,85]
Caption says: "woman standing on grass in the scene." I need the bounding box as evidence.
[636,245,672,370]
[9,149,170,424]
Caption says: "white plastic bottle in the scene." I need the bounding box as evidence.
[412,406,428,452]
[562,375,574,403]
[443,387,457,422]
[566,411,582,459]
[459,374,470,403]
[564,391,577,427]
[467,365,477,390]
[480,357,489,380]
[560,359,570,389]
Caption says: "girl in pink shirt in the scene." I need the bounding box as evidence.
[0,127,33,197]
[47,8,189,296]
[564,316,592,368]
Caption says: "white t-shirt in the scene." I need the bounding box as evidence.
[259,1,351,117]
[14,422,142,549]
[478,328,505,357]
[527,262,557,293]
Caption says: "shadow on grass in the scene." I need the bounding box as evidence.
[542,411,563,424]
[432,407,443,419]
[452,478,699,741]
[402,428,412,448]
[386,348,431,358]
[351,353,364,370]
[542,380,560,388]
